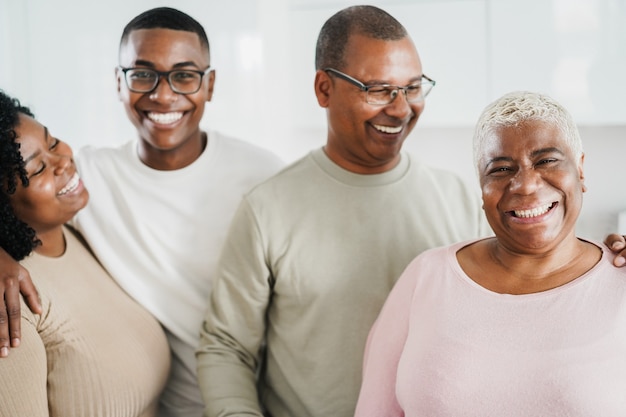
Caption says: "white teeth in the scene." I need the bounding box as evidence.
[373,124,402,134]
[58,173,80,196]
[513,203,554,218]
[147,112,183,124]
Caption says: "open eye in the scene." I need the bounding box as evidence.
[486,165,513,176]
[129,69,156,80]
[171,71,198,81]
[536,158,558,166]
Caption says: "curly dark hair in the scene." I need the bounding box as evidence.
[0,90,41,260]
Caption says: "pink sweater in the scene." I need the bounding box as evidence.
[355,239,626,417]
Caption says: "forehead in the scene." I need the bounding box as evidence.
[119,28,209,67]
[484,120,569,157]
[16,114,44,143]
[14,114,45,156]
[341,33,422,82]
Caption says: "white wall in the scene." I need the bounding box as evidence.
[1,0,625,240]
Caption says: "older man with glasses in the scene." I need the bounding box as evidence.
[323,67,436,105]
[196,5,490,417]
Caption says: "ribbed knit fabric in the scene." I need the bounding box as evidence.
[0,226,170,417]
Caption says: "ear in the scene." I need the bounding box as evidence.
[205,69,216,102]
[115,67,123,101]
[314,69,332,108]
[578,153,587,192]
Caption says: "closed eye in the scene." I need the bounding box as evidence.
[49,137,60,150]
[366,85,392,94]
[31,162,46,177]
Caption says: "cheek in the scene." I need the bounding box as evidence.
[480,182,504,212]
[409,102,425,118]
[18,178,57,207]
[9,193,37,221]
[122,91,143,112]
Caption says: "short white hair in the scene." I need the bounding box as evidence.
[472,91,583,173]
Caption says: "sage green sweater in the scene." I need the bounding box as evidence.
[197,148,490,417]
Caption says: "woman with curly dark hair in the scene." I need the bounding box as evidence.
[0,90,170,417]
[0,94,39,260]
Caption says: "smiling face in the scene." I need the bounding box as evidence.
[10,114,89,236]
[315,33,425,174]
[116,28,214,169]
[479,120,585,253]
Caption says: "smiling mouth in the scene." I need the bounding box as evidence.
[373,124,402,134]
[58,172,80,196]
[510,202,557,218]
[147,111,184,124]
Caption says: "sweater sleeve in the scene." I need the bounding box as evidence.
[0,308,49,417]
[354,258,419,417]
[196,198,271,417]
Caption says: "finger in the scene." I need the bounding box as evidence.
[614,249,626,267]
[604,233,626,251]
[0,297,9,357]
[6,277,22,348]
[19,274,42,315]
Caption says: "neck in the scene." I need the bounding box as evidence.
[322,145,400,175]
[486,237,600,293]
[138,131,207,171]
[458,236,602,295]
[33,226,66,258]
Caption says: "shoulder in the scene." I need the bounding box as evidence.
[210,131,283,165]
[408,155,474,190]
[244,152,315,196]
[76,141,134,173]
[405,154,482,210]
[77,140,131,160]
[413,240,473,265]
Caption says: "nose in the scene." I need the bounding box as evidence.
[385,88,416,119]
[509,168,541,195]
[149,76,178,103]
[51,142,73,176]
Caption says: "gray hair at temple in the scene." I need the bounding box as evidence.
[472,91,583,173]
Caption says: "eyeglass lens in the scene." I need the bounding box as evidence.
[366,82,433,105]
[125,69,203,94]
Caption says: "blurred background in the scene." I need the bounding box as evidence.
[1,0,625,240]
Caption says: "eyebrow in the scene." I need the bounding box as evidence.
[485,147,566,166]
[22,126,49,165]
[365,75,424,86]
[132,59,202,69]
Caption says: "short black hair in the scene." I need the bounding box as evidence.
[119,7,210,60]
[0,90,41,260]
[315,5,408,70]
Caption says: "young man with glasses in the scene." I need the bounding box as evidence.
[0,7,283,417]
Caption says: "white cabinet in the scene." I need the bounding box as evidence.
[287,0,626,128]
